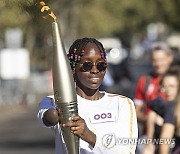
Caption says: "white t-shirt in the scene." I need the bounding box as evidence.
[38,92,138,154]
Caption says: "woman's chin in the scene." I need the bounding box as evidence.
[88,82,102,89]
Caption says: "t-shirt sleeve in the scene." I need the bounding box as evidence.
[149,96,167,117]
[134,76,146,106]
[127,98,138,153]
[163,104,176,125]
[37,96,56,127]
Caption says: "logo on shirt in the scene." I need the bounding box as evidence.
[147,84,154,94]
[102,134,116,149]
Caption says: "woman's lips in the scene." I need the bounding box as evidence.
[88,77,100,83]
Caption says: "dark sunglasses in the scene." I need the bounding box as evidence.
[80,61,107,72]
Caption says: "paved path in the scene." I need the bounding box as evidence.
[0,105,55,154]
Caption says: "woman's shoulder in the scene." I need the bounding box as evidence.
[105,92,126,98]
[105,92,134,104]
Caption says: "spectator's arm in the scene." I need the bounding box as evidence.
[135,103,147,122]
[159,123,175,154]
[146,111,156,139]
[134,76,147,122]
[142,111,157,154]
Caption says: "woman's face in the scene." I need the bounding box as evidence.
[75,43,106,90]
[162,75,179,101]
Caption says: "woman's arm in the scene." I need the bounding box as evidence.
[143,111,156,154]
[43,108,60,126]
[159,123,175,154]
[37,96,59,127]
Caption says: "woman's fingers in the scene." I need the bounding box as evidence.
[70,126,80,133]
[63,121,76,127]
[62,115,95,145]
[71,115,81,121]
[62,116,86,134]
[63,121,80,134]
[63,116,83,126]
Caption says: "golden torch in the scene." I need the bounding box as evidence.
[40,2,79,154]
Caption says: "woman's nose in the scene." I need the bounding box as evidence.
[90,65,98,73]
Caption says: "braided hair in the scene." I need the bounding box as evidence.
[67,37,107,70]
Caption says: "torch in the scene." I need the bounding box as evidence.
[39,2,79,154]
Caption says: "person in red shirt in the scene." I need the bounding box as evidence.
[134,42,173,154]
[134,42,173,131]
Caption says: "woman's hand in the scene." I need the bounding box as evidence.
[43,108,60,126]
[63,116,96,147]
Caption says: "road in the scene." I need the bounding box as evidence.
[0,105,55,154]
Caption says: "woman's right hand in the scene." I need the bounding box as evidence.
[43,108,60,126]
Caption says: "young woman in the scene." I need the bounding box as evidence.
[37,37,138,154]
[142,67,179,154]
[159,67,180,154]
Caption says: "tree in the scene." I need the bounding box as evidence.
[1,0,180,70]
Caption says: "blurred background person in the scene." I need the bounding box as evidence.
[143,66,179,154]
[159,66,180,154]
[166,35,180,67]
[134,42,173,154]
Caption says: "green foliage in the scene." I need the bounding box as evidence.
[0,0,180,70]
[1,0,180,39]
[0,0,29,28]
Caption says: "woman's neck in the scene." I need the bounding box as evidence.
[76,87,104,101]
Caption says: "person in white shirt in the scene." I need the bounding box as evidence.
[37,37,138,154]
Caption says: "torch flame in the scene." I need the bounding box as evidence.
[39,1,57,22]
